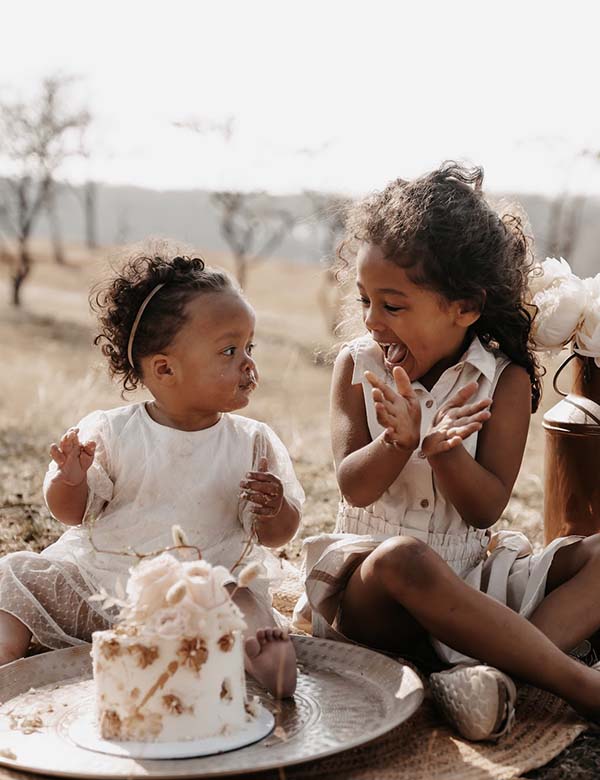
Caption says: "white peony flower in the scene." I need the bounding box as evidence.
[528,257,573,298]
[531,274,586,350]
[574,274,600,366]
[126,553,181,618]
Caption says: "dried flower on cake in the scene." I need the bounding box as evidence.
[218,632,235,652]
[99,638,122,660]
[128,643,159,669]
[177,637,208,672]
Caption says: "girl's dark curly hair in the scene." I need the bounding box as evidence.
[90,244,235,392]
[335,162,543,412]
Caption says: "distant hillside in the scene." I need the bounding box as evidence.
[2,180,599,276]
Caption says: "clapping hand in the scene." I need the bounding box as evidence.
[49,427,96,486]
[365,366,422,451]
[240,456,284,519]
[420,382,492,458]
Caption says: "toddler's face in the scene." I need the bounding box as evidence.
[165,290,258,413]
[356,243,477,388]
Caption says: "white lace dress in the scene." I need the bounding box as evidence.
[294,334,581,664]
[0,404,304,649]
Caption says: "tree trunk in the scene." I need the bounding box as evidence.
[47,184,65,265]
[11,240,31,306]
[84,180,97,249]
[235,253,247,289]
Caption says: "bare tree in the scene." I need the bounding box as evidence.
[305,191,351,334]
[0,76,90,305]
[210,192,294,288]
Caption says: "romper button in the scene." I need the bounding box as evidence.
[420,499,430,508]
[425,400,433,408]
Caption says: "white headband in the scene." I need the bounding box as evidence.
[127,283,165,369]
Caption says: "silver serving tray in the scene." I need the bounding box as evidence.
[0,635,423,778]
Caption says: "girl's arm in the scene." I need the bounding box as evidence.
[427,364,531,529]
[332,348,418,507]
[45,477,89,526]
[45,427,95,526]
[255,498,300,548]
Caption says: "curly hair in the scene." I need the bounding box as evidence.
[90,243,236,392]
[335,162,543,412]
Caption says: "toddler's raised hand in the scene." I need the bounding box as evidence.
[240,456,284,519]
[49,427,96,487]
[365,367,421,452]
[421,382,492,458]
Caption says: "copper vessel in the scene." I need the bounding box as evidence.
[543,352,600,543]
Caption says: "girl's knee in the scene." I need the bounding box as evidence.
[581,535,600,569]
[370,536,438,592]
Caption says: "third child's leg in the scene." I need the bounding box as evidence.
[230,586,297,698]
[0,610,31,665]
[340,537,600,718]
[528,535,600,650]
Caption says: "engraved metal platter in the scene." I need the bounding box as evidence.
[0,635,423,778]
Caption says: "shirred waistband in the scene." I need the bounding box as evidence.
[336,504,490,565]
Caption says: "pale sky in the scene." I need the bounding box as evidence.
[2,0,600,196]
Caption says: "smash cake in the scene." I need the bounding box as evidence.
[91,551,258,743]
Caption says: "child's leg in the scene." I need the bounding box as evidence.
[339,536,600,719]
[528,534,600,649]
[0,610,32,665]
[230,587,296,699]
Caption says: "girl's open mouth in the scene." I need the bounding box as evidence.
[381,342,409,368]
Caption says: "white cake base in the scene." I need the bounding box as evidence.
[69,702,275,759]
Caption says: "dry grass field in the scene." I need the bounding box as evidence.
[0,241,565,563]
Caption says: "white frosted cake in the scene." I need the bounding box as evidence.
[91,553,254,742]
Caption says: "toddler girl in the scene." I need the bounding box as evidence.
[296,163,600,738]
[0,249,303,698]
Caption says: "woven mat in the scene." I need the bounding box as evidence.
[0,580,588,780]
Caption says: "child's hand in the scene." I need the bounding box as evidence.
[365,367,421,452]
[49,427,96,487]
[240,457,284,519]
[421,382,492,458]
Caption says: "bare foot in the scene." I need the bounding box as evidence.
[244,627,297,698]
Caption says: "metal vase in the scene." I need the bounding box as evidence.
[543,351,600,543]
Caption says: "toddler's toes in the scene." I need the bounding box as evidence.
[244,636,261,659]
[244,626,297,698]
